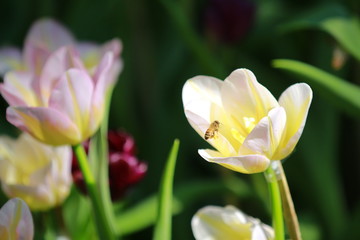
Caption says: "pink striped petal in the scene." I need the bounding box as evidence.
[0,72,38,106]
[0,198,34,240]
[0,47,23,75]
[24,18,74,73]
[38,46,85,104]
[7,106,80,145]
[49,69,94,139]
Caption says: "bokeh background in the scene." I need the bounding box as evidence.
[0,0,359,239]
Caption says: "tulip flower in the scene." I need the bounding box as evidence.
[0,133,72,211]
[192,205,274,240]
[182,68,312,173]
[0,198,34,240]
[0,45,115,145]
[0,18,122,84]
[72,130,147,201]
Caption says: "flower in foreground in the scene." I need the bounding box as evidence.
[0,133,72,210]
[72,130,147,201]
[182,68,312,173]
[0,45,116,145]
[0,18,122,85]
[192,205,273,240]
[0,198,34,240]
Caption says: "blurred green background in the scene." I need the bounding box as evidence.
[0,0,360,239]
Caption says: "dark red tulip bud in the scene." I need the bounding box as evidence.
[72,130,147,201]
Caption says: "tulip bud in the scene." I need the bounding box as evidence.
[72,130,147,201]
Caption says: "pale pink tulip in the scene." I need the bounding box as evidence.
[0,198,34,240]
[0,18,122,86]
[1,46,114,145]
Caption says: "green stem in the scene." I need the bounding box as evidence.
[72,144,115,240]
[265,164,285,240]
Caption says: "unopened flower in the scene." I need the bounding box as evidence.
[182,68,312,173]
[0,198,34,240]
[0,46,115,145]
[0,133,72,210]
[192,205,273,240]
[72,130,147,201]
[0,18,122,84]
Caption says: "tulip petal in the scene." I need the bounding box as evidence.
[222,69,279,136]
[38,47,85,104]
[274,83,312,160]
[90,53,114,132]
[192,205,273,240]
[76,42,100,71]
[192,206,251,240]
[6,106,80,145]
[239,107,286,159]
[198,149,270,174]
[100,38,122,57]
[0,47,23,75]
[24,18,74,73]
[0,198,34,240]
[182,76,238,155]
[49,69,94,140]
[0,72,39,106]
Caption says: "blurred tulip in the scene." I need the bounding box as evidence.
[0,198,34,240]
[0,133,72,211]
[0,18,122,84]
[182,68,312,173]
[192,205,274,240]
[203,0,256,44]
[0,46,115,145]
[72,130,147,201]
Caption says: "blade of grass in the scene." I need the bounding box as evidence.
[272,59,360,118]
[116,177,251,236]
[153,139,180,240]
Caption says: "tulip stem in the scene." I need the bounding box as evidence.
[72,144,116,240]
[265,163,285,240]
[277,161,302,240]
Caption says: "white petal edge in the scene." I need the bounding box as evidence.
[274,83,312,160]
[198,149,270,174]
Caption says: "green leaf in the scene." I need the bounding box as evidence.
[280,4,360,61]
[272,59,360,118]
[116,195,183,236]
[62,188,97,240]
[116,177,251,236]
[152,139,180,240]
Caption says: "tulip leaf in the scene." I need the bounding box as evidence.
[152,139,180,240]
[0,198,34,240]
[280,4,360,61]
[272,59,360,118]
[62,188,97,240]
[116,177,251,236]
